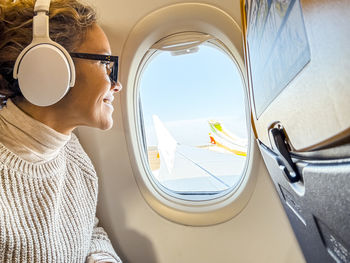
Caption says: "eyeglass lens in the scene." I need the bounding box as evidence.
[110,62,117,83]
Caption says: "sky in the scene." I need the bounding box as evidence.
[139,44,248,147]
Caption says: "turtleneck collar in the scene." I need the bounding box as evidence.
[0,99,71,163]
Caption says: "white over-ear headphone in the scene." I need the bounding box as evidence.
[13,0,75,106]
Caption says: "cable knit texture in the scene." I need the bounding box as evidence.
[0,100,122,263]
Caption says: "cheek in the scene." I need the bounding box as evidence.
[83,64,110,90]
[72,63,111,117]
[73,63,91,95]
[75,65,107,98]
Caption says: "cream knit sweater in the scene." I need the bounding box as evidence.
[0,100,122,263]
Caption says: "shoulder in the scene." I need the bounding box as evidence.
[66,132,87,155]
[64,132,97,181]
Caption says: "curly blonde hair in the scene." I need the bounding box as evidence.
[0,0,97,106]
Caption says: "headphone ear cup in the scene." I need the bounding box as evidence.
[17,44,72,106]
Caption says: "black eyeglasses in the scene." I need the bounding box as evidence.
[70,53,119,83]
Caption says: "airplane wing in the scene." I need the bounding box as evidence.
[152,115,246,193]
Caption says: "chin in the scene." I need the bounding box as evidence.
[100,123,113,130]
[98,118,114,130]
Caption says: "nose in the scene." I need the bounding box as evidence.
[112,81,122,93]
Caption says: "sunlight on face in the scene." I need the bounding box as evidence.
[64,24,122,130]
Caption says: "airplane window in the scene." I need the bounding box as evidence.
[138,41,248,198]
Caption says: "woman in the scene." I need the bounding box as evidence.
[0,0,122,262]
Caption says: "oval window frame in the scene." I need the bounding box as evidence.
[138,36,249,199]
[120,3,258,226]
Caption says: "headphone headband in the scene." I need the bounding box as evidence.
[34,0,50,13]
[33,9,49,39]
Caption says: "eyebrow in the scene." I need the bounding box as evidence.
[91,49,112,56]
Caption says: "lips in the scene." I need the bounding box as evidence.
[103,94,114,105]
